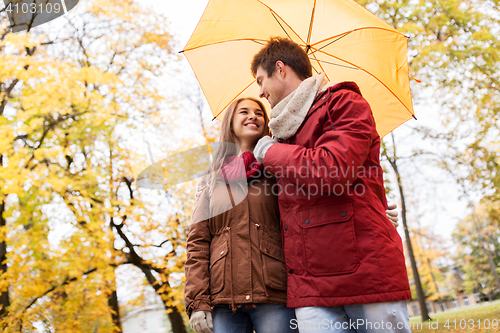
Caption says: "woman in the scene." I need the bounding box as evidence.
[184,97,296,333]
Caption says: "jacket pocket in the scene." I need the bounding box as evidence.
[260,237,287,291]
[299,201,359,276]
[209,240,228,294]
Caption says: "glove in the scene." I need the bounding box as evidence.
[195,179,207,201]
[253,136,277,163]
[190,310,213,333]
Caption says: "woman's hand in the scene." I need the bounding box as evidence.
[195,180,207,201]
[190,310,213,333]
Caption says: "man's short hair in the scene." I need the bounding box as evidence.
[251,37,312,80]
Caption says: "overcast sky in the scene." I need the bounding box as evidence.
[141,0,209,49]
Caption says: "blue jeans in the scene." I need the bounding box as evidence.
[212,303,297,333]
[294,301,411,333]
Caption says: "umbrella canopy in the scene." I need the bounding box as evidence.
[182,0,415,137]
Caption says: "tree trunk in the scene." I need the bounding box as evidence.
[167,309,187,333]
[0,198,10,319]
[107,219,122,333]
[113,218,187,333]
[385,134,431,321]
[108,286,122,332]
[138,265,186,333]
[485,249,500,293]
[394,164,431,321]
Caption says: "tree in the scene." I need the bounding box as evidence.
[0,198,9,319]
[0,0,190,331]
[453,198,500,299]
[381,134,432,321]
[410,228,449,305]
[445,267,465,300]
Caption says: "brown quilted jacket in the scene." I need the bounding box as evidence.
[184,173,287,317]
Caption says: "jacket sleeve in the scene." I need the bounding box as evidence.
[263,90,376,189]
[184,189,212,318]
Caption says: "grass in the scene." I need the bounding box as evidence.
[410,301,500,332]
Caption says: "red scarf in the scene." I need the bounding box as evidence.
[218,151,263,182]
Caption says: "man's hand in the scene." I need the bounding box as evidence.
[386,203,399,228]
[253,136,277,163]
[190,310,213,333]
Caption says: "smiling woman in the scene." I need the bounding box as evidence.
[202,98,271,197]
[184,97,297,333]
[232,100,267,152]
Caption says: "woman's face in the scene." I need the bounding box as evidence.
[231,99,266,147]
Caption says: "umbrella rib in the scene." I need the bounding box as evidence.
[308,50,330,81]
[311,27,407,51]
[315,49,414,118]
[309,58,360,70]
[306,0,317,47]
[270,11,292,40]
[256,0,305,45]
[182,38,269,52]
[212,81,256,121]
[252,40,266,46]
[309,45,330,81]
[309,31,354,55]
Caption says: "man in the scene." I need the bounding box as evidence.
[252,37,411,333]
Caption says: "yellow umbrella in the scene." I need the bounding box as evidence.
[182,0,415,137]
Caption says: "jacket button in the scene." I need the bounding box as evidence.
[289,269,293,274]
[246,295,250,300]
[265,248,269,253]
[284,226,288,231]
[341,212,347,217]
[220,251,224,255]
[305,219,310,224]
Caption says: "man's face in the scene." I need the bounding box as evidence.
[256,65,288,109]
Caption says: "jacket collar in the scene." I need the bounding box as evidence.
[303,81,364,123]
[269,75,363,141]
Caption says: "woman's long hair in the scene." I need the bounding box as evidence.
[200,97,270,196]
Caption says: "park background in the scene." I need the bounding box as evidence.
[0,0,499,332]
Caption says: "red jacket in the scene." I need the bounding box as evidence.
[263,82,411,308]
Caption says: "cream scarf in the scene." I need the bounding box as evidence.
[268,73,335,140]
